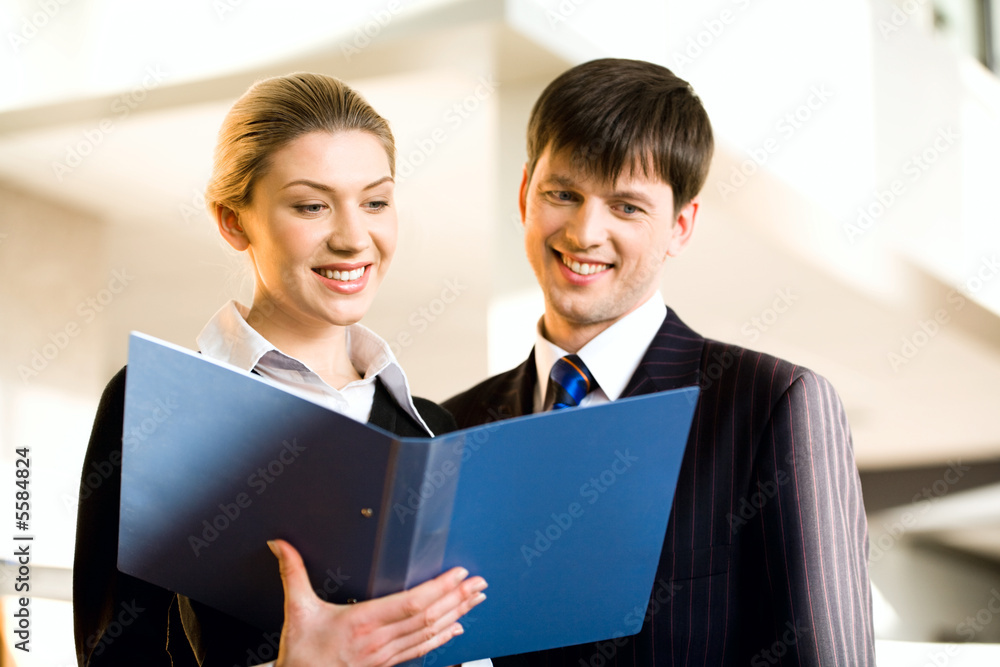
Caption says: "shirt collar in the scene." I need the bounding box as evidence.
[196,300,433,434]
[534,292,667,405]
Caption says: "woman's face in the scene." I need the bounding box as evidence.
[224,130,397,330]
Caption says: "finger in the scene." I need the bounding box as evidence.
[363,567,472,625]
[268,539,321,617]
[381,621,466,667]
[367,578,487,661]
[423,575,487,624]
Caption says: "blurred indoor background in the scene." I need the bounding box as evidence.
[2,0,1000,664]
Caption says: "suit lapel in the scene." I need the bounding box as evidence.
[504,308,704,415]
[621,308,705,398]
[504,349,538,418]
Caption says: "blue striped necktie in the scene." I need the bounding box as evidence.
[544,354,597,411]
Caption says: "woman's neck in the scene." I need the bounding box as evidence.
[245,299,363,390]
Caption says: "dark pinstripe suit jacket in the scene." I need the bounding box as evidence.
[443,308,875,666]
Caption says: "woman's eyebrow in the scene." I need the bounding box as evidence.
[280,175,394,192]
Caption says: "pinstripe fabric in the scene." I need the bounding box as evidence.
[443,309,875,666]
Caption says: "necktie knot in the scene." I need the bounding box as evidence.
[544,354,597,411]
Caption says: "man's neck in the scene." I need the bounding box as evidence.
[540,291,661,352]
[539,314,612,354]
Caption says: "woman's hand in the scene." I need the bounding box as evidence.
[268,539,487,667]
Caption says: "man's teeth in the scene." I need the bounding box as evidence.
[318,267,366,281]
[561,254,610,276]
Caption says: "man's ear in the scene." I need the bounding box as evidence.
[518,163,529,226]
[215,205,250,251]
[665,196,699,257]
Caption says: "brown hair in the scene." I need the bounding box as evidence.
[206,72,395,213]
[526,58,714,213]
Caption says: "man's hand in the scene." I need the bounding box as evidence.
[268,539,487,667]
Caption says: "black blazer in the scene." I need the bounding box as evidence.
[444,308,876,666]
[73,366,456,667]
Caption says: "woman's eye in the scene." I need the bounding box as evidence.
[296,203,325,214]
[365,200,389,211]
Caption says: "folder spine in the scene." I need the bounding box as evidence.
[401,435,464,589]
[368,438,424,597]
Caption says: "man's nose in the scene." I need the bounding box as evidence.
[563,201,608,250]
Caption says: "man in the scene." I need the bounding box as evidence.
[444,58,875,665]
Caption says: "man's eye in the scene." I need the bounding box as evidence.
[622,204,638,214]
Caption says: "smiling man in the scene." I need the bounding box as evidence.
[444,58,875,664]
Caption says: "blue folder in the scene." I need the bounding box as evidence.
[118,332,699,664]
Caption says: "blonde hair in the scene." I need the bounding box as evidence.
[206,72,395,213]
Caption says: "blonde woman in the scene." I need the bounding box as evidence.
[73,73,486,667]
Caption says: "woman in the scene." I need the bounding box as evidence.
[73,73,487,667]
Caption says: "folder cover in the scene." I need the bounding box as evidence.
[118,333,699,664]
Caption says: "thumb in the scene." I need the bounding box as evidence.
[268,539,321,616]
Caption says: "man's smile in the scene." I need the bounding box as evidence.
[556,251,613,276]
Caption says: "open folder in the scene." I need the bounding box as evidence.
[118,332,699,665]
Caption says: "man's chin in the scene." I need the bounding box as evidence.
[547,294,618,328]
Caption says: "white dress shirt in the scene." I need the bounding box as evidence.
[533,292,667,412]
[197,300,433,434]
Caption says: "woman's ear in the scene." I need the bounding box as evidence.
[215,205,250,251]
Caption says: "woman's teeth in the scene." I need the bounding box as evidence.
[318,267,365,281]
[561,254,610,275]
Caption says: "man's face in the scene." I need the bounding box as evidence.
[520,146,697,345]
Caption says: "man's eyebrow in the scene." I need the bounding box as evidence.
[280,176,394,192]
[540,174,658,210]
[538,174,578,189]
[608,188,656,210]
